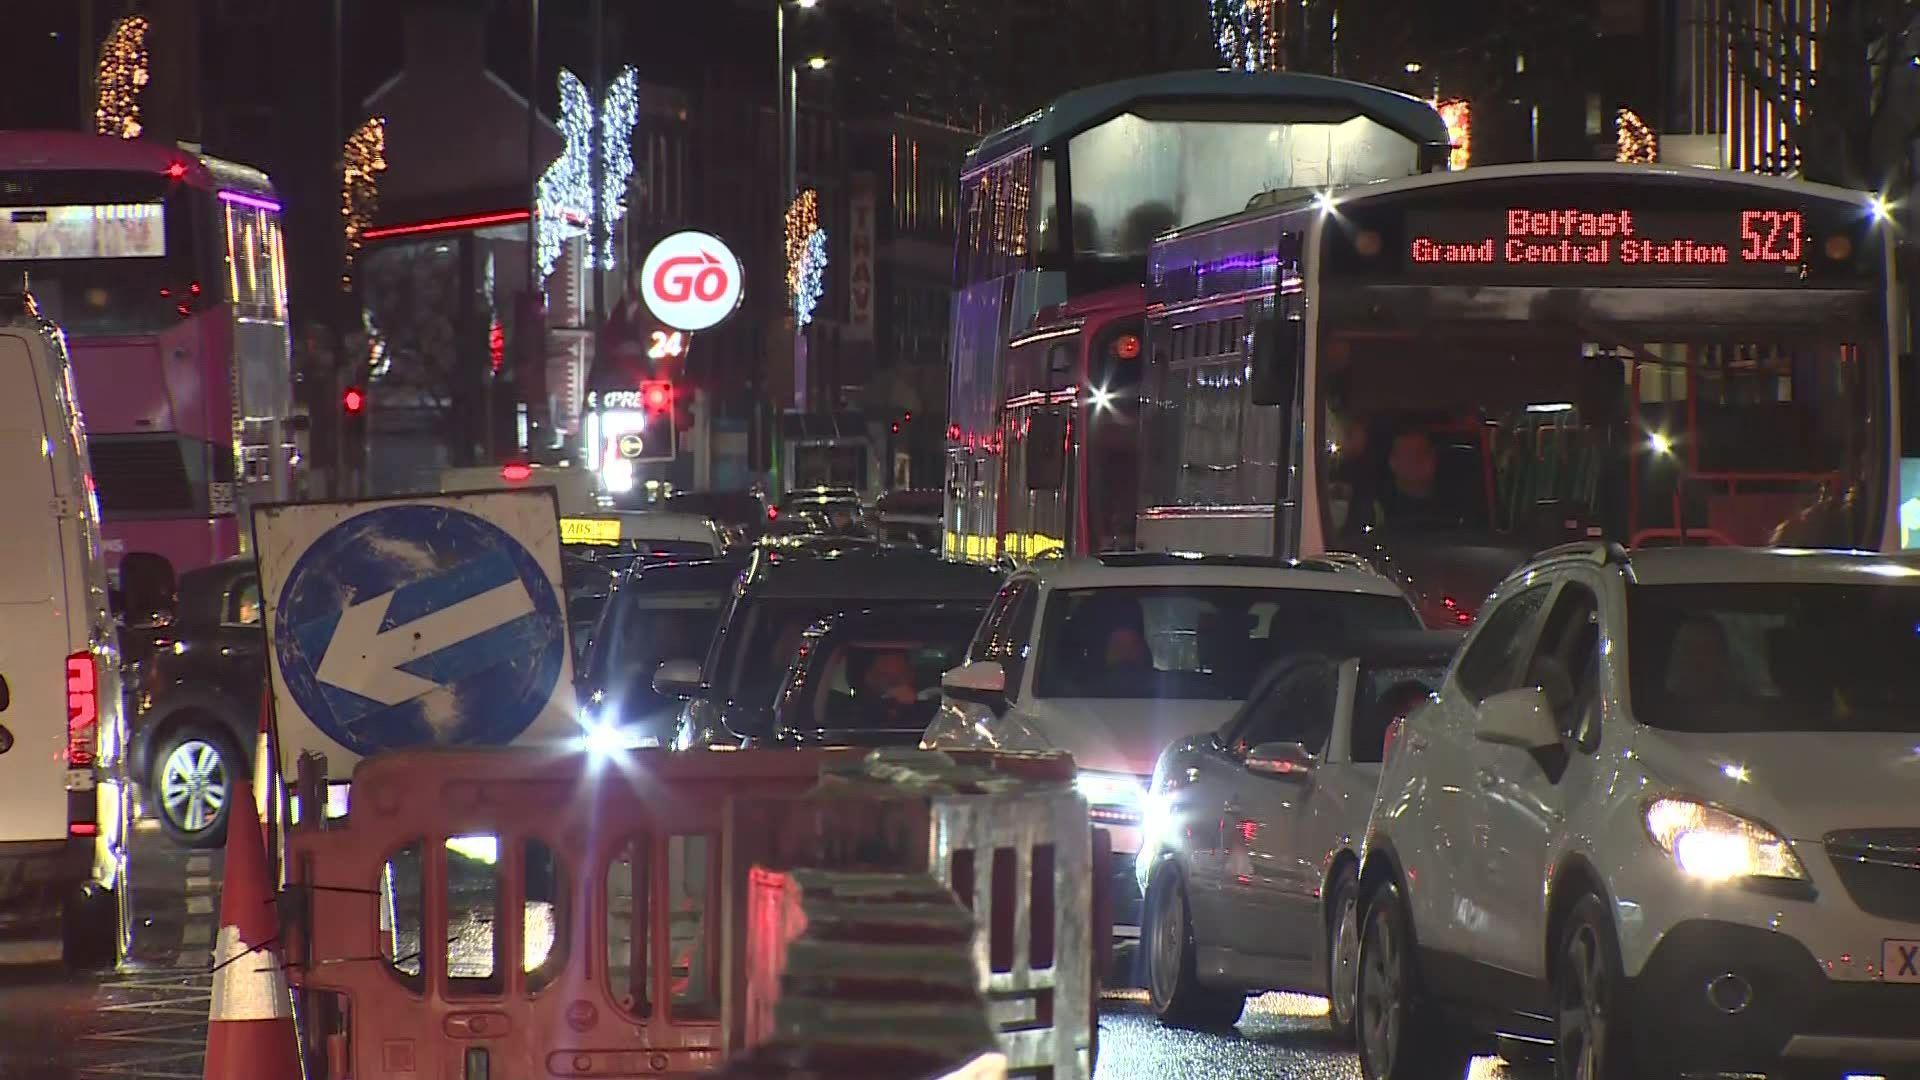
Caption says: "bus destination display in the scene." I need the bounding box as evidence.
[1405,207,1811,276]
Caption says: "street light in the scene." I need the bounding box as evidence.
[805,54,829,70]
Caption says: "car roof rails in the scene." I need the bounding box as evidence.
[1533,540,1629,566]
[1093,551,1338,572]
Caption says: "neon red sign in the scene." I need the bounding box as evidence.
[1405,207,1809,275]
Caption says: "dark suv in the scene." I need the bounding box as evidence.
[130,558,266,847]
[656,540,1001,748]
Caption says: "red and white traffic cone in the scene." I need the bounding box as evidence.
[202,774,300,1080]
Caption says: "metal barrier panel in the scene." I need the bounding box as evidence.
[286,748,844,1080]
[931,788,1093,1079]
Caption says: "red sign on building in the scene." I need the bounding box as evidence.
[847,174,876,342]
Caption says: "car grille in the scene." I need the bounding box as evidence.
[1823,829,1920,923]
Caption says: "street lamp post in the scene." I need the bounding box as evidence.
[776,1,823,418]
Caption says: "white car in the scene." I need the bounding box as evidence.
[1356,544,1920,1080]
[1135,630,1458,1033]
[926,553,1422,944]
[0,295,130,968]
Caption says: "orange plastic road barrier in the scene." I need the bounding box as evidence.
[203,775,301,1080]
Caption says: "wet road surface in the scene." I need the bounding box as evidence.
[0,815,220,1080]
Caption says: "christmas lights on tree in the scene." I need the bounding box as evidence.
[341,117,387,290]
[597,68,639,270]
[1617,108,1658,164]
[95,15,150,139]
[536,66,641,281]
[1209,0,1278,72]
[1436,99,1471,170]
[786,190,827,327]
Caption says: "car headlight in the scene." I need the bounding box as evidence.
[1644,798,1806,883]
[1076,770,1149,827]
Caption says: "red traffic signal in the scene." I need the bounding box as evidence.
[640,380,673,413]
[500,462,534,482]
[342,386,366,414]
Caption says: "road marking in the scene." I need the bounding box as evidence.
[185,856,211,875]
[180,923,210,946]
[184,876,212,893]
[185,896,213,915]
[173,951,206,971]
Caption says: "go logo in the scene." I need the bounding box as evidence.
[640,231,744,332]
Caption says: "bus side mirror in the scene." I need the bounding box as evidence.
[1251,316,1300,408]
[1025,413,1067,492]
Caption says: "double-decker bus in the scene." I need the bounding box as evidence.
[1138,163,1898,624]
[944,71,1451,563]
[0,132,296,576]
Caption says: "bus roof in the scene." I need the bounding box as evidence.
[1159,161,1879,245]
[0,130,276,199]
[965,70,1451,173]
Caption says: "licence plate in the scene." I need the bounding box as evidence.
[1883,939,1920,982]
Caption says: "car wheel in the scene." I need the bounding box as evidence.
[63,882,121,972]
[152,724,242,849]
[1554,895,1636,1080]
[1325,866,1362,1043]
[1144,868,1244,1029]
[1355,880,1472,1080]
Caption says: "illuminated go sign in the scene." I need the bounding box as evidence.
[1402,207,1824,278]
[640,231,743,331]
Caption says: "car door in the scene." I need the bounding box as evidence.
[1410,581,1551,959]
[1173,662,1293,949]
[1470,573,1607,982]
[217,573,268,705]
[1218,657,1340,962]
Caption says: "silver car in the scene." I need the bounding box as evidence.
[1134,630,1460,1035]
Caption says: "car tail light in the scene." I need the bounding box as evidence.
[766,506,779,521]
[66,651,97,769]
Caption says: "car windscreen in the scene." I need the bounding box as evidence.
[1628,582,1920,733]
[1034,586,1420,701]
[722,599,857,710]
[794,614,981,733]
[589,593,727,707]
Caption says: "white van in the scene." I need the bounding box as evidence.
[0,296,129,968]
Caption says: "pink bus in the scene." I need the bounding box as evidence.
[0,132,296,576]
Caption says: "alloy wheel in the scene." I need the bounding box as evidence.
[1557,923,1608,1080]
[1359,905,1403,1076]
[160,739,229,834]
[1149,879,1186,1008]
[1330,887,1362,1030]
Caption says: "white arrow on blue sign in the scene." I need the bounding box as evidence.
[255,492,577,771]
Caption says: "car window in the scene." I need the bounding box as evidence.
[1351,663,1446,763]
[1454,584,1550,701]
[811,634,967,731]
[968,578,1035,683]
[1526,582,1602,745]
[1230,660,1337,756]
[1033,585,1417,701]
[226,576,263,627]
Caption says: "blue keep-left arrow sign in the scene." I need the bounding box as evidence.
[273,503,567,756]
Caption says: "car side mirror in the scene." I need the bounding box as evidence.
[1245,740,1315,778]
[1474,686,1562,750]
[942,660,1007,704]
[1250,315,1300,408]
[652,658,702,698]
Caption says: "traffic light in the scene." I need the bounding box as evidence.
[640,380,672,414]
[342,386,366,414]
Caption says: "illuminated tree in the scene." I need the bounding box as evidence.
[341,118,387,291]
[1616,108,1658,164]
[95,16,150,139]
